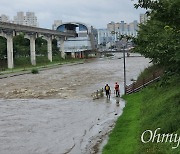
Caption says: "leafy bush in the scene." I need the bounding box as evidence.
[31,68,39,74]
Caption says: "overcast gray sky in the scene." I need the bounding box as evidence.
[0,0,145,29]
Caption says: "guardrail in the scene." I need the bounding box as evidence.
[125,70,164,94]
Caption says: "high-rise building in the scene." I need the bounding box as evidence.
[97,29,114,45]
[52,20,62,30]
[140,13,148,24]
[13,12,38,27]
[106,20,138,37]
[13,12,24,25]
[25,12,38,27]
[107,21,116,32]
[98,20,139,50]
[129,20,138,36]
[0,14,10,22]
[115,22,120,31]
[120,21,125,32]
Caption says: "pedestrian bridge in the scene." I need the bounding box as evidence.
[0,21,77,68]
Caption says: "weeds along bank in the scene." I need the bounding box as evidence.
[0,56,84,75]
[103,74,180,154]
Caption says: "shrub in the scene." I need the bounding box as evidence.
[31,68,39,74]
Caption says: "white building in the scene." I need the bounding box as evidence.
[13,12,38,27]
[129,20,138,36]
[97,20,139,50]
[140,13,148,24]
[107,20,138,37]
[0,14,10,22]
[52,20,62,30]
[97,29,114,46]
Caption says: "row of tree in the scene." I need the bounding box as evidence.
[0,34,59,60]
[134,0,180,74]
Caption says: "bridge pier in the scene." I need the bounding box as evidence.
[47,38,52,62]
[0,32,14,69]
[42,36,53,62]
[71,52,75,58]
[0,22,77,68]
[25,34,37,66]
[6,34,14,69]
[60,38,66,59]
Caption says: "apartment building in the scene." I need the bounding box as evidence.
[13,12,38,27]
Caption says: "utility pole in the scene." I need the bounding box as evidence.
[123,45,126,94]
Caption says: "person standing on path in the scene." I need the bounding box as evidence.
[114,82,120,97]
[105,84,111,99]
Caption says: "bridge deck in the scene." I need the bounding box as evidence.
[0,21,76,37]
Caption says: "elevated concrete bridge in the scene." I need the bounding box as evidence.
[0,21,77,68]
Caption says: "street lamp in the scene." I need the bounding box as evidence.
[121,37,127,94]
[123,44,126,94]
[119,35,132,94]
[113,33,133,94]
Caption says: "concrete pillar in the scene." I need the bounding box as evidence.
[60,38,66,59]
[6,34,14,69]
[25,35,36,66]
[47,38,52,62]
[0,32,14,69]
[71,52,75,58]
[30,36,36,65]
[42,36,53,62]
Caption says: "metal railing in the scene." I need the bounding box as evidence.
[125,70,164,94]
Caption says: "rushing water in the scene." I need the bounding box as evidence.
[0,53,150,154]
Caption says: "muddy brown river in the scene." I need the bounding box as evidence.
[0,53,150,154]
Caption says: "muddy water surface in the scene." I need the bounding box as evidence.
[0,53,150,154]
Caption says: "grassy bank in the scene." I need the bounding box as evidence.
[0,55,84,74]
[103,75,180,154]
[14,55,83,68]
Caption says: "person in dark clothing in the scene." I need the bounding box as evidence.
[104,84,111,99]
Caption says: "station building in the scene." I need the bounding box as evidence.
[56,22,98,58]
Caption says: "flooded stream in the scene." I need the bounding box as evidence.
[0,53,150,154]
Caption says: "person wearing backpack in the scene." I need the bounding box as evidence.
[104,84,111,99]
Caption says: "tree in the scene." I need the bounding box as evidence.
[52,39,59,56]
[134,0,180,74]
[0,37,7,60]
[35,37,47,56]
[13,34,30,57]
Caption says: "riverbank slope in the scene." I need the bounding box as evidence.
[103,75,180,153]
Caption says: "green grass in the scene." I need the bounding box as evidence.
[13,55,83,68]
[0,55,84,74]
[103,90,142,154]
[103,75,180,154]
